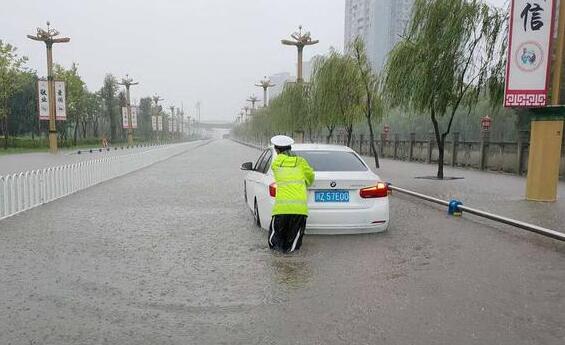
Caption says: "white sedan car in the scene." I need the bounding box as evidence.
[241,144,389,234]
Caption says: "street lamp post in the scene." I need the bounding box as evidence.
[281,25,319,83]
[255,76,276,107]
[170,106,176,140]
[152,95,163,142]
[118,75,138,146]
[246,96,260,114]
[243,106,250,121]
[27,22,70,154]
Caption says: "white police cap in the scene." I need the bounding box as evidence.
[270,135,294,147]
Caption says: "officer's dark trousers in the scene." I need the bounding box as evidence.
[268,215,307,253]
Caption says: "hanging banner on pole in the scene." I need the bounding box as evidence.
[130,106,138,129]
[504,0,556,107]
[37,80,50,120]
[152,116,157,131]
[122,107,128,128]
[54,81,67,120]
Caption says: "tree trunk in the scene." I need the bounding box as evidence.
[436,139,445,179]
[430,108,444,179]
[367,121,379,168]
[2,119,7,150]
[93,118,99,137]
[82,119,88,138]
[346,125,354,147]
[73,118,79,145]
[110,108,117,142]
[326,126,335,144]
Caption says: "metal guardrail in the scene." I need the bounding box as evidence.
[0,143,195,221]
[388,185,565,242]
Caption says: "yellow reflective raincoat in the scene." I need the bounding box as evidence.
[271,152,315,216]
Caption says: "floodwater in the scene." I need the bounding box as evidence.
[0,139,563,345]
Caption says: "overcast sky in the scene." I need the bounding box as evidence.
[2,0,507,122]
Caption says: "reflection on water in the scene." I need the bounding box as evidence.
[269,256,313,290]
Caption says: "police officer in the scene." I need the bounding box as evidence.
[269,135,315,253]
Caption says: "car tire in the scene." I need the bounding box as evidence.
[254,199,261,228]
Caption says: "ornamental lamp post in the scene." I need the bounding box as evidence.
[246,95,260,113]
[118,75,139,146]
[255,76,276,107]
[243,106,250,121]
[152,95,163,140]
[281,25,319,83]
[27,22,70,154]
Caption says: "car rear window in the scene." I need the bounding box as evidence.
[294,150,368,172]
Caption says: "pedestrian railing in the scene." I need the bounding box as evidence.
[0,142,195,221]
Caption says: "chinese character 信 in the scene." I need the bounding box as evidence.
[58,97,63,103]
[521,3,544,31]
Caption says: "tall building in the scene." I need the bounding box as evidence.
[344,0,414,72]
[269,72,293,99]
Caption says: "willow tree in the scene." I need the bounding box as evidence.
[384,0,505,178]
[311,50,363,146]
[351,38,384,168]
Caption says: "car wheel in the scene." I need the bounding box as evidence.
[254,199,261,228]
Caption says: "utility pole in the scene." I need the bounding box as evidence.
[27,21,70,154]
[255,76,276,107]
[281,25,319,83]
[118,75,138,146]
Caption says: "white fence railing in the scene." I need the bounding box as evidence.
[0,142,197,221]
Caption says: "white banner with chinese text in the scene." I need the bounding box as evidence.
[505,0,555,107]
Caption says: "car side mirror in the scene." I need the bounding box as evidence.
[241,162,253,171]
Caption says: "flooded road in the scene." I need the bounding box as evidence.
[0,139,563,345]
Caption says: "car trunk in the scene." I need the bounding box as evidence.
[307,171,379,210]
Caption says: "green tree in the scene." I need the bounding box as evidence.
[0,40,29,149]
[100,74,119,141]
[8,71,37,139]
[351,38,384,168]
[138,97,153,140]
[54,63,87,145]
[311,50,363,146]
[384,0,506,178]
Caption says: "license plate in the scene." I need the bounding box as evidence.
[315,190,350,203]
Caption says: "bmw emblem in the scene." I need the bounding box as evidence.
[330,181,337,188]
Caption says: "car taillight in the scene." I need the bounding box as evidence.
[269,183,277,197]
[360,182,388,198]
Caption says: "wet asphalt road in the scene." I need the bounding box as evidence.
[0,139,564,345]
